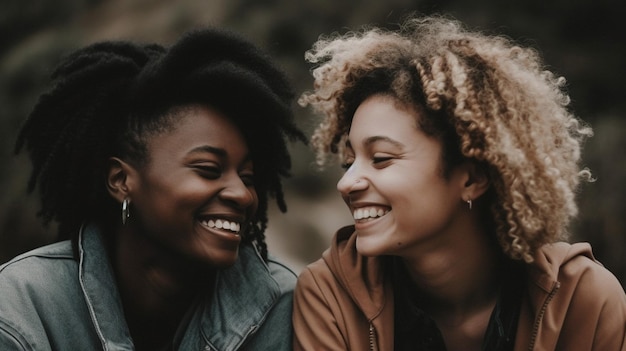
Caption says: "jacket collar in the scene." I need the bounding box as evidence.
[78,223,134,350]
[324,225,390,321]
[198,244,281,351]
[327,226,596,311]
[78,222,282,351]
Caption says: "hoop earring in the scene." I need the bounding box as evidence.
[121,198,130,225]
[466,198,472,210]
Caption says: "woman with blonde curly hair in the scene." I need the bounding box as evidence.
[293,15,626,351]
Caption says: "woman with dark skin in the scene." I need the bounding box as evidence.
[0,28,305,350]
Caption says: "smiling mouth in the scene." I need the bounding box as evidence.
[199,219,242,235]
[352,206,390,222]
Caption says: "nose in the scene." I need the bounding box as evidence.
[219,175,257,209]
[336,164,367,196]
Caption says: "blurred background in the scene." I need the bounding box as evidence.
[1,0,624,286]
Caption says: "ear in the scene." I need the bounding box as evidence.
[460,161,490,202]
[105,157,137,203]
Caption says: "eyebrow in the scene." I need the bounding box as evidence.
[188,145,227,157]
[188,145,253,164]
[345,135,405,149]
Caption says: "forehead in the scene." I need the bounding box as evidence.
[145,105,248,157]
[347,95,420,145]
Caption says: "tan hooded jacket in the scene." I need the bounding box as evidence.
[293,226,626,351]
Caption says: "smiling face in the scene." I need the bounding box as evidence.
[125,105,258,268]
[337,94,468,258]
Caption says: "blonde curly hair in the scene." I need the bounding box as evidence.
[299,15,593,262]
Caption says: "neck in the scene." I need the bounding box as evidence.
[110,226,215,350]
[400,217,501,318]
[398,212,505,351]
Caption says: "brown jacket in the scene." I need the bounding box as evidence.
[293,226,626,350]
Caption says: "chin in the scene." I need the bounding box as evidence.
[190,248,240,269]
[355,237,388,257]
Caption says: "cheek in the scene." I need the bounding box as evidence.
[383,176,422,202]
[389,177,448,218]
[137,180,207,216]
[398,189,458,233]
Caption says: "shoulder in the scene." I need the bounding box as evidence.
[296,258,332,294]
[0,241,75,286]
[535,241,626,312]
[295,220,351,295]
[295,245,342,300]
[295,225,390,317]
[1,240,73,263]
[0,241,83,350]
[266,256,297,294]
[541,242,622,291]
[272,225,357,297]
[561,245,625,305]
[528,242,626,349]
[296,224,381,296]
[0,240,78,301]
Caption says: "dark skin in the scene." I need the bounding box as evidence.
[106,154,201,350]
[112,225,215,350]
[104,106,258,350]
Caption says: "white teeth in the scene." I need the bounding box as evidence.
[201,219,241,233]
[352,207,388,220]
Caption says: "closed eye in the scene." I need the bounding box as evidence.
[194,165,221,179]
[373,156,393,164]
[371,155,395,169]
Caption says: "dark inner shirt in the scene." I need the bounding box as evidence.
[392,257,525,351]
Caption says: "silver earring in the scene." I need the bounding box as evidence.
[121,198,130,225]
[466,198,472,210]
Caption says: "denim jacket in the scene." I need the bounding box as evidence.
[0,222,295,351]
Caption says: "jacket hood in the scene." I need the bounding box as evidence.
[322,225,390,321]
[322,227,598,320]
[528,241,595,293]
[314,227,623,351]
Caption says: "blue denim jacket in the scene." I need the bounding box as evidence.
[0,222,295,350]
